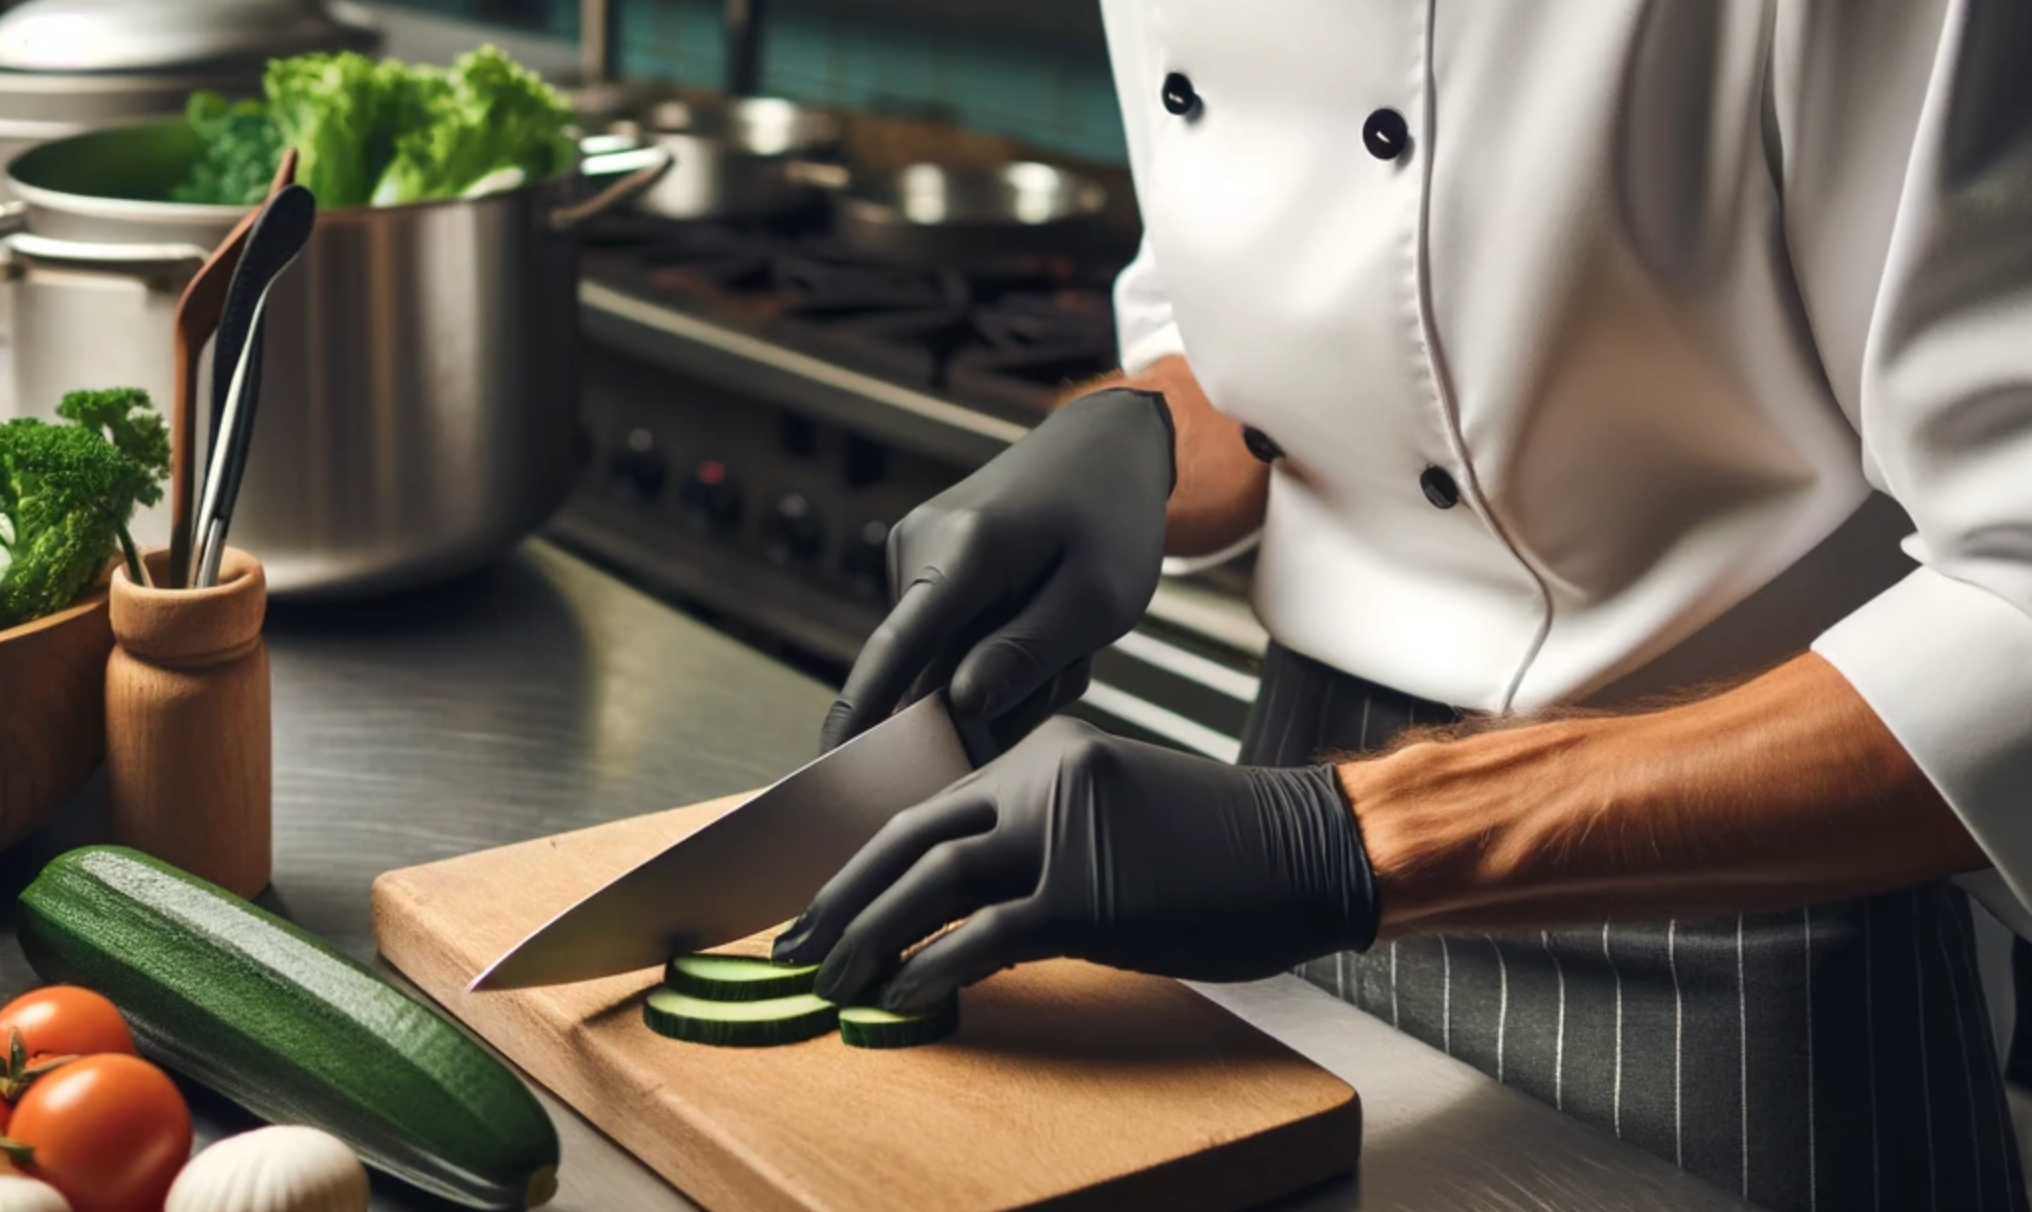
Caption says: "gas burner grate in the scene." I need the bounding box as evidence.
[971,289,1117,350]
[772,253,970,317]
[578,211,1128,415]
[772,308,977,388]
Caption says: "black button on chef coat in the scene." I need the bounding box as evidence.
[1162,72,1200,117]
[1243,427,1284,463]
[1420,465,1460,508]
[1363,108,1410,160]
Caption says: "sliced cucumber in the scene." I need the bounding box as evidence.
[838,997,960,1050]
[642,988,837,1047]
[664,955,819,1002]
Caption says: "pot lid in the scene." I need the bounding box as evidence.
[0,0,373,75]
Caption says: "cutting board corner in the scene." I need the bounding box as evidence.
[367,864,413,919]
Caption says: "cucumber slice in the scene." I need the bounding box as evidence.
[664,955,819,1002]
[642,987,837,1047]
[838,997,960,1050]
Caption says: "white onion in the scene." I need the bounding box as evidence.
[0,1174,71,1212]
[165,1126,369,1212]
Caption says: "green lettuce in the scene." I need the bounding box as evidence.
[170,45,573,210]
[371,45,576,206]
[264,51,445,209]
[170,91,284,207]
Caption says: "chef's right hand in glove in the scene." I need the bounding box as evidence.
[773,716,1382,1013]
[817,387,1176,755]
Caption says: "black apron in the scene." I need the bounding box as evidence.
[1241,641,2025,1212]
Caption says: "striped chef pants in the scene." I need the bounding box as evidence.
[1240,641,2026,1212]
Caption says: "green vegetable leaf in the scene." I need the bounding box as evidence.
[170,90,283,207]
[0,390,169,629]
[170,45,573,210]
[56,388,171,508]
[264,51,420,209]
[371,45,574,206]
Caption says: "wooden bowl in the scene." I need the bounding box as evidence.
[0,590,114,852]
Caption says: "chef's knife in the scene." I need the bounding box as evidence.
[470,692,992,991]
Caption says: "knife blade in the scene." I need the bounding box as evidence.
[469,692,984,991]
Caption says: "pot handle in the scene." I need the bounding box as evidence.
[578,131,642,158]
[549,146,674,234]
[784,161,851,191]
[5,231,210,272]
[0,200,21,277]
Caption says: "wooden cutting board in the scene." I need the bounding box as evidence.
[371,796,1361,1212]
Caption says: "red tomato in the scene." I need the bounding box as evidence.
[8,1054,191,1212]
[0,988,136,1062]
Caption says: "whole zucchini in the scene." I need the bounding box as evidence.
[17,846,559,1209]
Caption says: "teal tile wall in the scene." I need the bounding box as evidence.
[381,0,1129,164]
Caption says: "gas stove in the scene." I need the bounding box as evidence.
[550,206,1266,761]
[578,212,1124,418]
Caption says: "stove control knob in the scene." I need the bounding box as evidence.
[843,519,890,596]
[844,435,888,488]
[680,460,743,533]
[609,428,666,501]
[767,491,825,563]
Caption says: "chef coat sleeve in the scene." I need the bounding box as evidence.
[1099,0,1187,375]
[1116,237,1187,376]
[1787,0,2032,916]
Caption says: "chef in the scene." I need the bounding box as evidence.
[772,3,2032,1209]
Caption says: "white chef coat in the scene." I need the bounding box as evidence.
[1101,0,2032,922]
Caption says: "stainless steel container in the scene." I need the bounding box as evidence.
[830,161,1109,271]
[617,96,842,221]
[0,0,377,196]
[3,120,667,599]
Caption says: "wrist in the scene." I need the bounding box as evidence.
[1260,762,1381,953]
[1336,716,1615,935]
[1122,356,1269,557]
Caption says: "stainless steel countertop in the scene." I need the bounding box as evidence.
[0,543,1749,1212]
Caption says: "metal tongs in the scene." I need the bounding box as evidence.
[167,151,297,589]
[190,184,318,589]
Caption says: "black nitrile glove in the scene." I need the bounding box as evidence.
[773,717,1381,1013]
[817,387,1175,754]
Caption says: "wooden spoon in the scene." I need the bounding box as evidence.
[167,147,299,590]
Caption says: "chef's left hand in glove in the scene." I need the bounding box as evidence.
[772,716,1382,1013]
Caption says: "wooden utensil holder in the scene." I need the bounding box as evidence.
[106,547,271,898]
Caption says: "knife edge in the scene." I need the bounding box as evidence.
[469,693,974,992]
